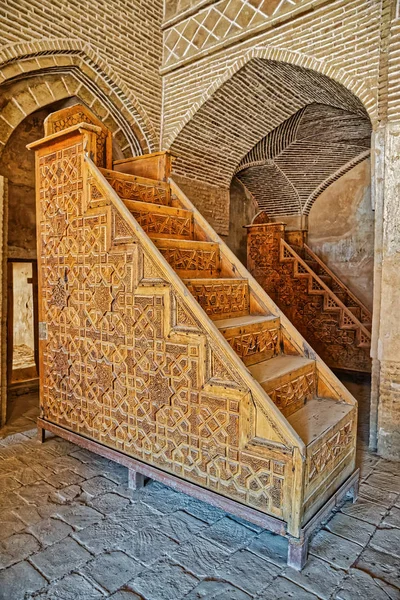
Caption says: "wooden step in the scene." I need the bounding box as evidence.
[214,315,281,366]
[287,396,354,446]
[153,238,220,278]
[248,355,316,417]
[124,199,194,240]
[101,168,171,206]
[184,278,249,320]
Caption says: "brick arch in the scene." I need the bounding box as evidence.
[168,57,372,193]
[0,41,158,155]
[164,46,376,149]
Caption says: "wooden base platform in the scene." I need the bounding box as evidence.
[37,418,359,570]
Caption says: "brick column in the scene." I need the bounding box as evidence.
[371,122,400,460]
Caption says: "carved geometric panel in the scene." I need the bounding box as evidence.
[308,419,355,483]
[37,134,288,518]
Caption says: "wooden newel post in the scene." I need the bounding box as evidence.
[246,222,286,301]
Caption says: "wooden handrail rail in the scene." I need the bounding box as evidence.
[303,243,372,321]
[281,240,371,340]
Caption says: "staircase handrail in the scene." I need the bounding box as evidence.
[281,239,371,341]
[170,178,358,408]
[303,243,372,325]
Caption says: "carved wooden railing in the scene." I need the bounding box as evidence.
[303,243,372,329]
[280,240,371,349]
[247,222,371,372]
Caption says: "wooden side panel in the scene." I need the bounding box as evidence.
[34,130,294,522]
[302,406,357,523]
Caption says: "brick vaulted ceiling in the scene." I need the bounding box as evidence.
[169,58,371,215]
[235,103,371,216]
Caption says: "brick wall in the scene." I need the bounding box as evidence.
[162,0,382,149]
[161,0,382,233]
[0,0,164,142]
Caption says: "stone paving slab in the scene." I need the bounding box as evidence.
[282,555,347,600]
[309,530,363,570]
[81,551,143,593]
[0,559,47,600]
[325,511,376,546]
[129,560,199,600]
[334,568,400,600]
[0,427,399,599]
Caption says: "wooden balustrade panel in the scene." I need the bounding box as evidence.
[35,132,291,521]
[247,225,371,373]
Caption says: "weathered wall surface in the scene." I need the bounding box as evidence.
[0,0,164,139]
[222,177,258,266]
[308,159,374,310]
[0,109,48,259]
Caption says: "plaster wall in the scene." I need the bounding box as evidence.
[308,159,374,310]
[12,262,34,350]
[222,177,258,266]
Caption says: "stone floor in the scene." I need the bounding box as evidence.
[0,383,399,600]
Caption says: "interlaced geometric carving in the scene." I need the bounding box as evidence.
[246,229,371,371]
[224,327,280,364]
[45,105,111,169]
[157,246,219,275]
[185,280,249,319]
[104,173,169,206]
[130,208,193,239]
[37,133,287,518]
[308,420,354,482]
[267,370,315,416]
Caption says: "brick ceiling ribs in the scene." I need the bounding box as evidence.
[169,58,371,215]
[236,103,371,216]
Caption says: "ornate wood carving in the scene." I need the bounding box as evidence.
[303,244,372,330]
[34,128,289,520]
[126,202,194,239]
[247,223,371,373]
[155,242,220,277]
[267,370,315,418]
[308,419,354,483]
[185,280,249,319]
[223,324,280,366]
[44,104,112,169]
[102,169,170,206]
[30,114,359,555]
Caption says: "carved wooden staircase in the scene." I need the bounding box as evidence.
[28,105,359,571]
[247,222,371,373]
